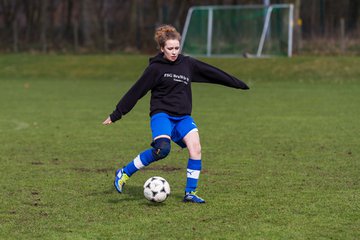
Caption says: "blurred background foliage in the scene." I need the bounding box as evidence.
[0,0,359,55]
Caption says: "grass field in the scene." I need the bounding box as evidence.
[0,54,359,239]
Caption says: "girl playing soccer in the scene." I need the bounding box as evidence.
[103,24,249,203]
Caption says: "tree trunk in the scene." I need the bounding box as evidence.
[128,0,138,50]
[73,19,79,52]
[12,16,19,52]
[294,0,302,52]
[80,0,93,48]
[40,0,48,52]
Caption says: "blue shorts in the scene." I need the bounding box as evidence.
[150,113,198,148]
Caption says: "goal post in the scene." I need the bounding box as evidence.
[181,4,294,57]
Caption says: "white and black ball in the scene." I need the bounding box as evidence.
[143,176,170,203]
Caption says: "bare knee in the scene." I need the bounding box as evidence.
[188,142,201,159]
[183,130,202,159]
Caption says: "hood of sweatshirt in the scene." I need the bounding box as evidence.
[149,52,184,65]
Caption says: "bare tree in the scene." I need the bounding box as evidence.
[0,0,20,51]
[72,0,80,52]
[40,0,47,52]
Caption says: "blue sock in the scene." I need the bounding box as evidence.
[185,158,202,193]
[123,149,155,176]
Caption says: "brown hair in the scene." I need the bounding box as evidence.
[154,24,181,49]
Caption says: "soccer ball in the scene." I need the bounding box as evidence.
[143,176,170,203]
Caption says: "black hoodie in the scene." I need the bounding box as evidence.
[110,53,249,122]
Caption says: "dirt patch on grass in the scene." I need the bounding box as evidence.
[71,167,113,173]
[143,165,182,172]
[31,161,44,165]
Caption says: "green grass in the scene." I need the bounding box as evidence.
[0,54,359,239]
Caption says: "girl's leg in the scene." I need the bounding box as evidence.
[123,136,171,176]
[114,136,171,193]
[114,114,173,193]
[182,130,205,203]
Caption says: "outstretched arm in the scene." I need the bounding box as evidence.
[190,58,249,90]
[104,66,159,124]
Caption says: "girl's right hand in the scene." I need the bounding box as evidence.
[102,116,112,125]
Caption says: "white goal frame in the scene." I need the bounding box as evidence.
[181,4,294,57]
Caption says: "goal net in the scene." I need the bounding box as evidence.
[181,4,294,57]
